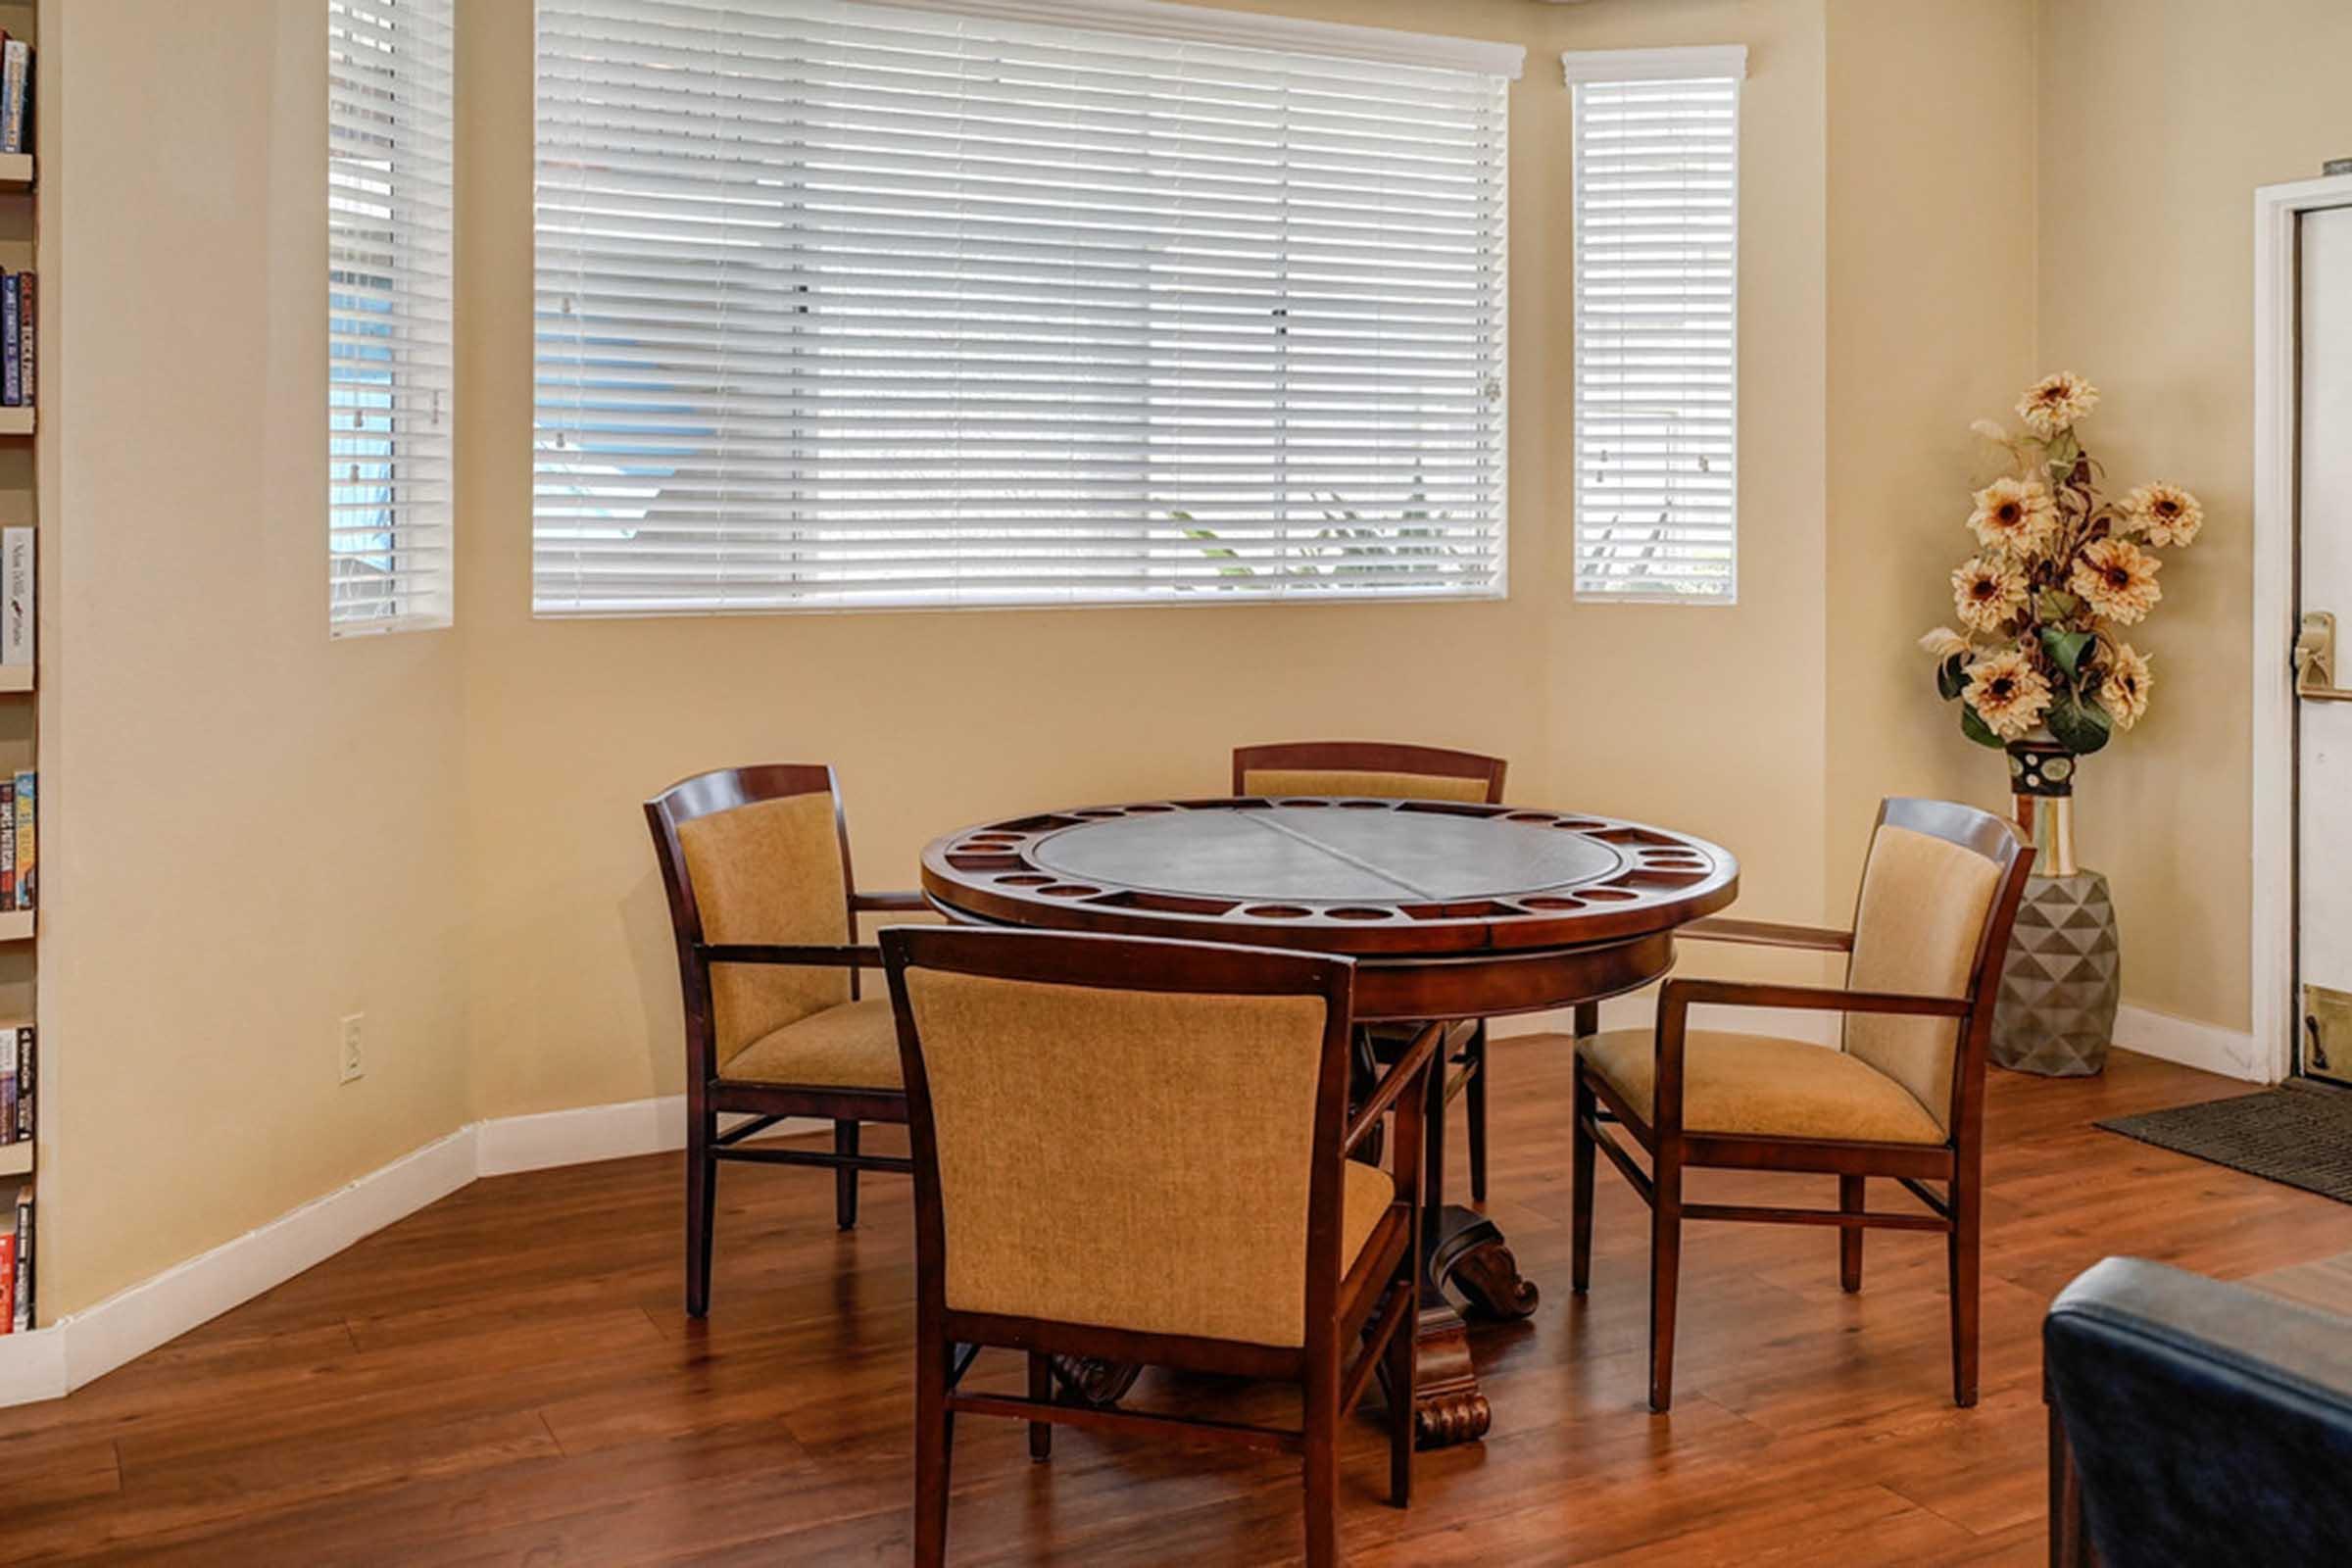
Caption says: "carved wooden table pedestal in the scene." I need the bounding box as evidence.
[922,796,1739,1447]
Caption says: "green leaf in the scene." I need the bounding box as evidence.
[2044,691,2112,756]
[1959,705,2006,750]
[1935,654,1970,702]
[2041,626,2095,680]
[2037,588,2081,622]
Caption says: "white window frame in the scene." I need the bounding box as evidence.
[328,0,456,636]
[1564,44,1745,606]
[531,0,1522,618]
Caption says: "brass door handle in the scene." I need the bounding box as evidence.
[2296,612,2352,702]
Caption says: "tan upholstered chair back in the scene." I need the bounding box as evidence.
[1841,812,2011,1130]
[653,769,854,1067]
[1232,742,1507,805]
[1242,767,1492,804]
[887,931,1355,1350]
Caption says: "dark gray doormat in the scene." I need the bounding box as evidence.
[2098,1081,2352,1203]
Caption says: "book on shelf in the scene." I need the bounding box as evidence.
[20,271,34,408]
[0,1023,26,1147]
[1,1185,24,1334]
[12,769,30,912]
[0,271,33,410]
[3,275,18,409]
[2,525,30,665]
[1,35,31,157]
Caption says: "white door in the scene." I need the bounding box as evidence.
[2298,204,2352,1083]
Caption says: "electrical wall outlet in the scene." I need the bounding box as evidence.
[339,1014,365,1084]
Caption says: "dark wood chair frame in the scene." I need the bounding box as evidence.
[882,926,1435,1568]
[646,762,930,1318]
[1570,798,2035,1412]
[1231,742,1510,1203]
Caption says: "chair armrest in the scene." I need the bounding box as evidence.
[1662,976,1970,1019]
[854,889,931,913]
[1346,1022,1443,1155]
[698,942,885,969]
[1679,916,1853,953]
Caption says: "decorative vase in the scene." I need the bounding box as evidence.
[1989,739,2121,1076]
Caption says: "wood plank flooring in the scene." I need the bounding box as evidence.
[3,1043,2346,1565]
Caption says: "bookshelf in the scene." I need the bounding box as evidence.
[0,0,36,1339]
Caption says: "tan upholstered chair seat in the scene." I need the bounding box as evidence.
[722,997,903,1091]
[1579,1028,1946,1146]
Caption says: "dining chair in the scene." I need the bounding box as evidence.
[645,763,930,1316]
[881,925,1433,1568]
[1570,797,2034,1411]
[1232,741,1509,1203]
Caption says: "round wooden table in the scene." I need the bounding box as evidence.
[920,796,1740,1446]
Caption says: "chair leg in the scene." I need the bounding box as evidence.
[1570,1069,1596,1295]
[1027,1351,1054,1462]
[915,1334,955,1567]
[1839,1174,1865,1294]
[834,1119,860,1231]
[1465,1023,1489,1204]
[1949,1187,1982,1408]
[1648,1152,1683,1413]
[1386,1278,1415,1507]
[1303,1356,1340,1568]
[686,1112,717,1318]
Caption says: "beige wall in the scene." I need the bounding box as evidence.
[2037,0,2352,1032]
[39,0,473,1315]
[1823,0,2037,903]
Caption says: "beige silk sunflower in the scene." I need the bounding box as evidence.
[1918,625,1973,662]
[1963,649,2054,740]
[1968,476,2059,555]
[1952,557,2027,632]
[2098,642,2153,729]
[2120,481,2204,548]
[2017,371,2100,438]
[2070,536,2163,624]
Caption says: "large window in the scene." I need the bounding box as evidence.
[328,0,456,634]
[532,0,1519,615]
[1565,46,1742,603]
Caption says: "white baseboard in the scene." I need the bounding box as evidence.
[2114,1003,2266,1083]
[475,1093,688,1176]
[0,1320,65,1404]
[474,1096,827,1177]
[1,1096,831,1410]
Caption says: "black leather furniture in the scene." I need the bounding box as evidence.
[2045,1256,2352,1566]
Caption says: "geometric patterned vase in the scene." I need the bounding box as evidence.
[1989,869,2121,1076]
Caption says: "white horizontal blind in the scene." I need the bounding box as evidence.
[328,0,456,634]
[1567,48,1740,603]
[533,0,1511,614]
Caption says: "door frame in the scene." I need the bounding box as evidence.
[2252,173,2352,1084]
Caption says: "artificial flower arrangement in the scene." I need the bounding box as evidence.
[1920,373,2201,755]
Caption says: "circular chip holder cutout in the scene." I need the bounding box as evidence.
[919,797,1739,957]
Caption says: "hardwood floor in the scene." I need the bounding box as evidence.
[4,1043,2346,1564]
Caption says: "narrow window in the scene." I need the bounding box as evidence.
[1565,46,1743,602]
[328,0,456,633]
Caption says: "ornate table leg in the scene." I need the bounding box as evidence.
[1049,1356,1145,1408]
[1402,1032,1540,1447]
